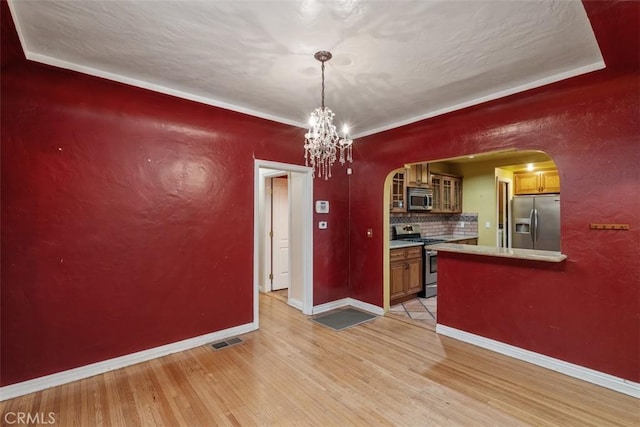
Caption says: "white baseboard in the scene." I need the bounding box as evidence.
[436,324,640,399]
[312,298,384,316]
[287,297,303,310]
[312,298,350,314]
[348,298,385,316]
[0,322,257,402]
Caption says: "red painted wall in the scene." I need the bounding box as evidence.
[1,0,638,387]
[349,2,639,381]
[0,2,349,385]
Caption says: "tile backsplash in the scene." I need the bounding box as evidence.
[390,213,478,238]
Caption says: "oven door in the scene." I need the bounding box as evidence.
[425,249,437,285]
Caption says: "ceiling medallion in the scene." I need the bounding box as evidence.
[304,51,353,180]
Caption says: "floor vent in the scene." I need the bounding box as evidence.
[210,337,243,351]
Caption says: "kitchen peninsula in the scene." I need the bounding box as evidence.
[431,243,566,262]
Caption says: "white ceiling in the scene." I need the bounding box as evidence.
[8,0,603,138]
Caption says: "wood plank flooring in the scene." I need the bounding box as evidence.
[1,294,638,426]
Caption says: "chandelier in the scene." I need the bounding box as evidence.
[304,51,353,180]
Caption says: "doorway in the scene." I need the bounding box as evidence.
[496,178,512,248]
[269,176,290,291]
[254,160,314,328]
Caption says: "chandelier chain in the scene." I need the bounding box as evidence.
[321,61,325,109]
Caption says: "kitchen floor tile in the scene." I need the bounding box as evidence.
[407,311,431,320]
[423,319,437,329]
[422,299,436,307]
[388,296,437,327]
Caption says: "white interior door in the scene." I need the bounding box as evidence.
[271,177,290,290]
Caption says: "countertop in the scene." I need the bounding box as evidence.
[389,240,424,249]
[430,234,478,242]
[390,234,478,249]
[390,233,565,262]
[430,243,567,263]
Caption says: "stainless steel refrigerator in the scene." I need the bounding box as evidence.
[512,194,561,251]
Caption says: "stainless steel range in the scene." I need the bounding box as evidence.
[393,224,444,298]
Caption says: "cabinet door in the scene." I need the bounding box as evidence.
[406,258,423,295]
[390,262,406,300]
[431,175,442,212]
[540,170,560,193]
[407,163,430,187]
[452,177,463,213]
[442,176,452,211]
[390,171,407,212]
[514,172,539,195]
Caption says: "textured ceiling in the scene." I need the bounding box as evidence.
[8,0,603,138]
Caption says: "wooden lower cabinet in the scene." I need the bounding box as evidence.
[390,246,423,305]
[454,238,478,245]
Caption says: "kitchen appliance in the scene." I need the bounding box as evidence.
[392,224,445,297]
[512,194,561,251]
[407,187,433,211]
[423,249,438,298]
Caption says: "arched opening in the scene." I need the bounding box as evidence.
[383,149,560,324]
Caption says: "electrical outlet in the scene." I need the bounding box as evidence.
[485,221,491,229]
[367,228,373,238]
[318,221,328,229]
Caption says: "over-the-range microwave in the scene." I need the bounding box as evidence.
[407,187,433,211]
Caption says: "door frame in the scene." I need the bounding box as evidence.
[496,177,513,248]
[254,160,314,327]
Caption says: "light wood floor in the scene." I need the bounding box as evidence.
[1,294,638,426]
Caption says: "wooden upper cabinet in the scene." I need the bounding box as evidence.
[407,163,430,188]
[514,169,560,195]
[539,170,561,193]
[431,174,442,211]
[390,170,408,212]
[431,173,463,213]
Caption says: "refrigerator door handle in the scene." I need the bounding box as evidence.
[529,209,535,245]
[533,208,539,244]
